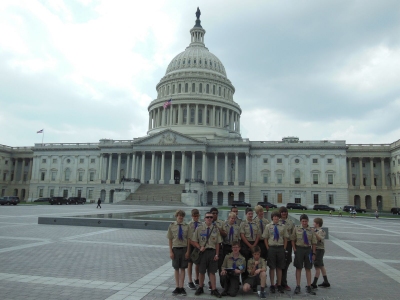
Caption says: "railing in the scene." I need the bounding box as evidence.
[185,178,205,184]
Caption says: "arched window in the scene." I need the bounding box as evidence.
[213,85,216,95]
[185,83,188,93]
[199,83,203,93]
[178,84,181,93]
[190,108,195,124]
[183,108,187,124]
[192,83,195,93]
[219,87,221,96]
[206,84,209,94]
[198,109,203,124]
[223,88,226,98]
[172,85,175,94]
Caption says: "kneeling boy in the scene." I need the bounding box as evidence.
[242,246,267,299]
[220,241,245,297]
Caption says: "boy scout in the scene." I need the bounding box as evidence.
[242,246,267,299]
[240,207,260,263]
[230,206,242,226]
[191,211,223,298]
[187,209,201,290]
[279,206,295,291]
[219,241,245,297]
[311,217,330,289]
[291,214,317,295]
[263,211,288,294]
[210,207,226,289]
[254,205,270,260]
[167,209,190,296]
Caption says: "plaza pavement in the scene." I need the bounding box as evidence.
[0,204,399,300]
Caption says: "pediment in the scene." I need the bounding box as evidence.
[133,130,205,146]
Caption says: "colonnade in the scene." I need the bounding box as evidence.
[0,158,33,183]
[347,157,388,189]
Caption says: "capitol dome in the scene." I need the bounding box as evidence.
[147,8,242,140]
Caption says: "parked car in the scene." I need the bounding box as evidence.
[343,205,366,213]
[257,201,278,209]
[286,203,307,210]
[313,204,335,211]
[232,200,251,207]
[0,196,20,205]
[49,197,68,205]
[34,197,51,203]
[67,197,86,205]
[390,207,400,215]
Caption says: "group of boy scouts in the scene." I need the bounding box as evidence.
[167,205,330,298]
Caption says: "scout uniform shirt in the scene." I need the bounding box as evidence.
[213,219,225,230]
[290,225,317,247]
[167,221,189,247]
[222,252,246,272]
[222,222,241,245]
[188,220,201,241]
[240,219,260,242]
[192,223,222,249]
[312,227,326,250]
[279,218,295,236]
[235,217,242,227]
[262,222,289,246]
[246,257,267,276]
[253,216,270,240]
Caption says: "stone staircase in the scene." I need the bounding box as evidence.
[116,184,185,206]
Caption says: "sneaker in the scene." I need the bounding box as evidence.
[284,285,291,291]
[211,289,222,298]
[269,285,276,294]
[260,291,267,299]
[318,282,331,288]
[194,279,199,286]
[180,288,187,296]
[311,283,318,290]
[306,286,316,295]
[277,285,285,293]
[208,281,212,291]
[195,286,204,296]
[187,282,196,290]
[172,287,181,295]
[294,285,301,294]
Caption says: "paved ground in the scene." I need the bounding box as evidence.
[0,204,399,300]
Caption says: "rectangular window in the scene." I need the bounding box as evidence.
[63,189,68,198]
[90,172,95,181]
[295,176,300,184]
[313,174,319,184]
[80,158,84,164]
[277,158,282,163]
[11,173,14,181]
[313,194,319,204]
[328,194,334,204]
[327,158,333,164]
[91,158,95,164]
[78,172,83,181]
[50,189,54,197]
[88,190,93,199]
[2,173,6,181]
[263,158,268,163]
[263,175,268,184]
[362,163,365,167]
[328,174,333,184]
[352,163,355,167]
[352,177,356,186]
[53,159,57,164]
[77,190,82,198]
[373,163,376,167]
[41,172,45,181]
[42,159,46,163]
[277,193,283,203]
[277,174,283,184]
[5,160,8,165]
[295,197,301,204]
[39,189,43,197]
[363,177,366,185]
[51,172,56,181]
[23,173,27,181]
[313,158,318,163]
[374,177,377,185]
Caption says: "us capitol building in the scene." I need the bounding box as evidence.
[1,10,400,211]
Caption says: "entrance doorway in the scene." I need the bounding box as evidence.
[228,192,234,205]
[174,170,180,184]
[110,190,114,203]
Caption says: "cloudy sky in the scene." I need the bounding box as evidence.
[1,0,400,147]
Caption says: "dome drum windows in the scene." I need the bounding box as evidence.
[206,84,209,94]
[185,83,188,93]
[190,107,195,124]
[198,108,203,124]
[183,108,187,124]
[178,84,182,93]
[192,83,195,93]
[213,85,216,95]
[199,83,203,93]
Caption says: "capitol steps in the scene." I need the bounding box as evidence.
[116,184,185,206]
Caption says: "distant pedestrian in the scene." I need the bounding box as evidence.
[97,198,101,209]
[375,210,379,219]
[338,207,342,217]
[329,210,332,217]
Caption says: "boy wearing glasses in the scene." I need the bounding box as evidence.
[192,212,223,298]
[187,209,201,290]
[167,210,190,296]
[220,241,245,297]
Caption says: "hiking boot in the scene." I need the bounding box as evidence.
[306,286,316,295]
[277,285,285,293]
[311,283,318,290]
[318,282,330,288]
[194,279,199,286]
[172,287,181,295]
[211,289,222,298]
[269,285,276,293]
[195,286,204,296]
[294,285,301,294]
[284,285,291,291]
[180,288,187,296]
[187,282,196,290]
[260,291,267,299]
[208,281,212,291]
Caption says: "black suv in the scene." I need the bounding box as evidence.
[343,205,366,213]
[67,197,86,205]
[49,197,68,205]
[257,201,278,209]
[0,196,20,205]
[34,197,51,203]
[286,203,307,210]
[313,205,335,211]
[232,201,251,207]
[390,207,400,215]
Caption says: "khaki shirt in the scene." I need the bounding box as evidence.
[290,225,317,247]
[247,257,267,276]
[240,219,260,242]
[235,217,242,227]
[166,221,189,248]
[312,227,326,250]
[222,222,241,245]
[262,222,289,246]
[279,218,295,235]
[253,216,270,240]
[192,223,222,249]
[188,220,201,240]
[213,219,225,230]
[222,252,246,271]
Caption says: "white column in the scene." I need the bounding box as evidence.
[131,152,136,179]
[148,111,152,130]
[348,158,353,187]
[149,151,155,184]
[359,158,364,188]
[224,152,228,185]
[213,153,218,185]
[126,154,130,178]
[160,151,165,184]
[381,157,386,189]
[98,154,103,180]
[220,108,223,127]
[212,105,216,126]
[195,104,198,125]
[234,152,239,185]
[245,153,250,185]
[169,151,175,184]
[178,105,182,125]
[107,153,112,182]
[28,158,33,181]
[162,107,165,126]
[180,151,186,184]
[191,152,196,179]
[202,152,206,181]
[116,153,121,182]
[370,157,375,189]
[141,152,146,183]
[13,158,18,182]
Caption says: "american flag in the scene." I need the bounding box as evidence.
[37,129,43,133]
[163,99,172,109]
